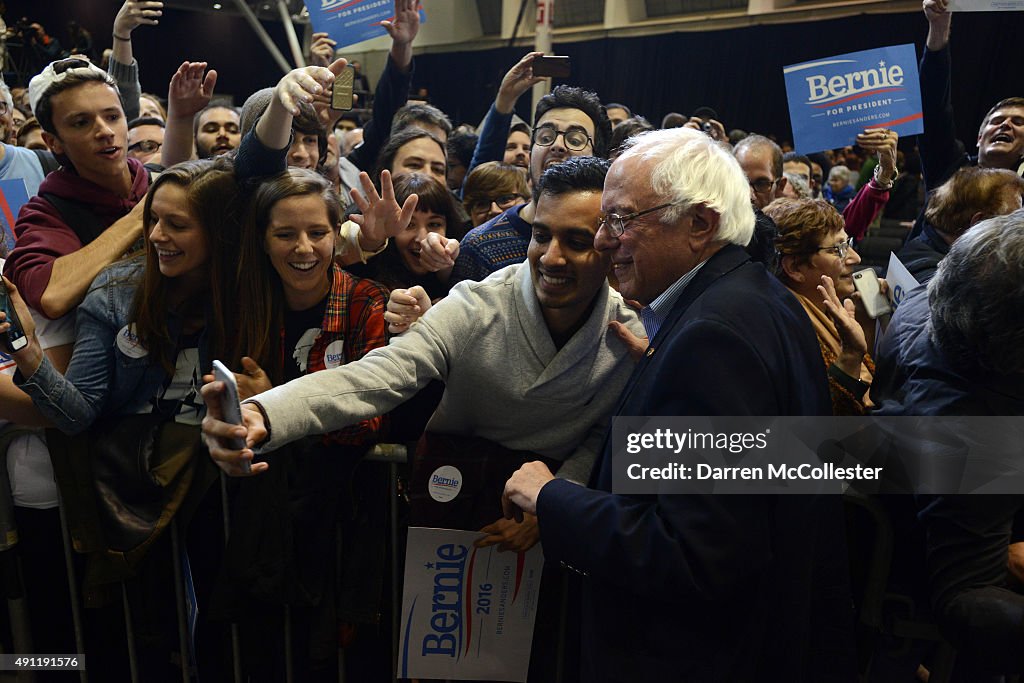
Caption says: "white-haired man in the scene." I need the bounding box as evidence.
[503,127,856,680]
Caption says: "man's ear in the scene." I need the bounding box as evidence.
[41,131,63,156]
[780,254,804,283]
[690,203,720,240]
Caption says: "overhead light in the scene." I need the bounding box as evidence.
[213,2,221,7]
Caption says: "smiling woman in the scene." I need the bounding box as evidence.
[213,168,390,681]
[4,157,239,429]
[233,167,389,389]
[347,172,463,301]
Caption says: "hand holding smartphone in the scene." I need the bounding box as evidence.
[852,269,892,319]
[212,360,251,474]
[0,278,28,353]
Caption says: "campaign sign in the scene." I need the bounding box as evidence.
[399,527,544,682]
[784,44,924,154]
[0,179,29,254]
[304,0,426,49]
[885,252,921,311]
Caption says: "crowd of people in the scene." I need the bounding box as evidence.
[0,0,1022,680]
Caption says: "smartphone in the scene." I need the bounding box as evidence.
[0,280,28,353]
[853,269,892,319]
[532,55,571,79]
[212,360,251,474]
[330,65,355,111]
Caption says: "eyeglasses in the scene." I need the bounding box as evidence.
[469,193,524,214]
[531,125,593,152]
[749,177,780,194]
[598,201,679,238]
[812,236,855,260]
[128,139,162,154]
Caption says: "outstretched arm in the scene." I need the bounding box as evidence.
[918,0,961,190]
[110,0,163,121]
[467,52,545,175]
[346,0,420,171]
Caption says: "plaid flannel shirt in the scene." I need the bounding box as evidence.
[301,266,389,446]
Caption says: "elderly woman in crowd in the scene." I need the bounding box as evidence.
[767,197,882,415]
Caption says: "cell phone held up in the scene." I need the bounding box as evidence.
[212,360,251,474]
[0,280,28,353]
[532,55,571,79]
[330,65,355,111]
[852,268,892,319]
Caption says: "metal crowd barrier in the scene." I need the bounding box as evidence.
[2,442,410,683]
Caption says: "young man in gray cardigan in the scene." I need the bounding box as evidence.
[201,156,644,551]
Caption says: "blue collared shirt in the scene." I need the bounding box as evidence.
[640,260,709,340]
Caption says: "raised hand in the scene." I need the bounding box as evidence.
[857,128,899,186]
[923,0,952,51]
[349,170,419,250]
[166,61,217,119]
[495,52,546,114]
[274,58,349,117]
[381,0,420,47]
[818,274,867,378]
[114,0,163,36]
[309,32,337,68]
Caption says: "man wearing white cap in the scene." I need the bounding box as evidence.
[4,57,147,367]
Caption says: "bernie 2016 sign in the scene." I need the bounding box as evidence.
[784,44,924,154]
[398,528,544,681]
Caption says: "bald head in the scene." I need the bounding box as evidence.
[734,135,786,210]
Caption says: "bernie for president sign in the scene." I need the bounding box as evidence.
[783,44,924,154]
[304,0,426,49]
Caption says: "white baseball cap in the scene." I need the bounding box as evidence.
[29,57,111,117]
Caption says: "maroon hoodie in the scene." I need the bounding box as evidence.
[5,157,149,315]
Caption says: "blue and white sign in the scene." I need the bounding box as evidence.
[398,527,544,682]
[784,44,924,154]
[303,0,426,49]
[885,252,921,311]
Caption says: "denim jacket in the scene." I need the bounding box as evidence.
[18,258,207,435]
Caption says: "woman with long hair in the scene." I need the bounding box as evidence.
[4,158,238,429]
[216,166,390,682]
[1,157,240,680]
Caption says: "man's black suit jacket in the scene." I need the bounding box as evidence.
[537,244,857,681]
